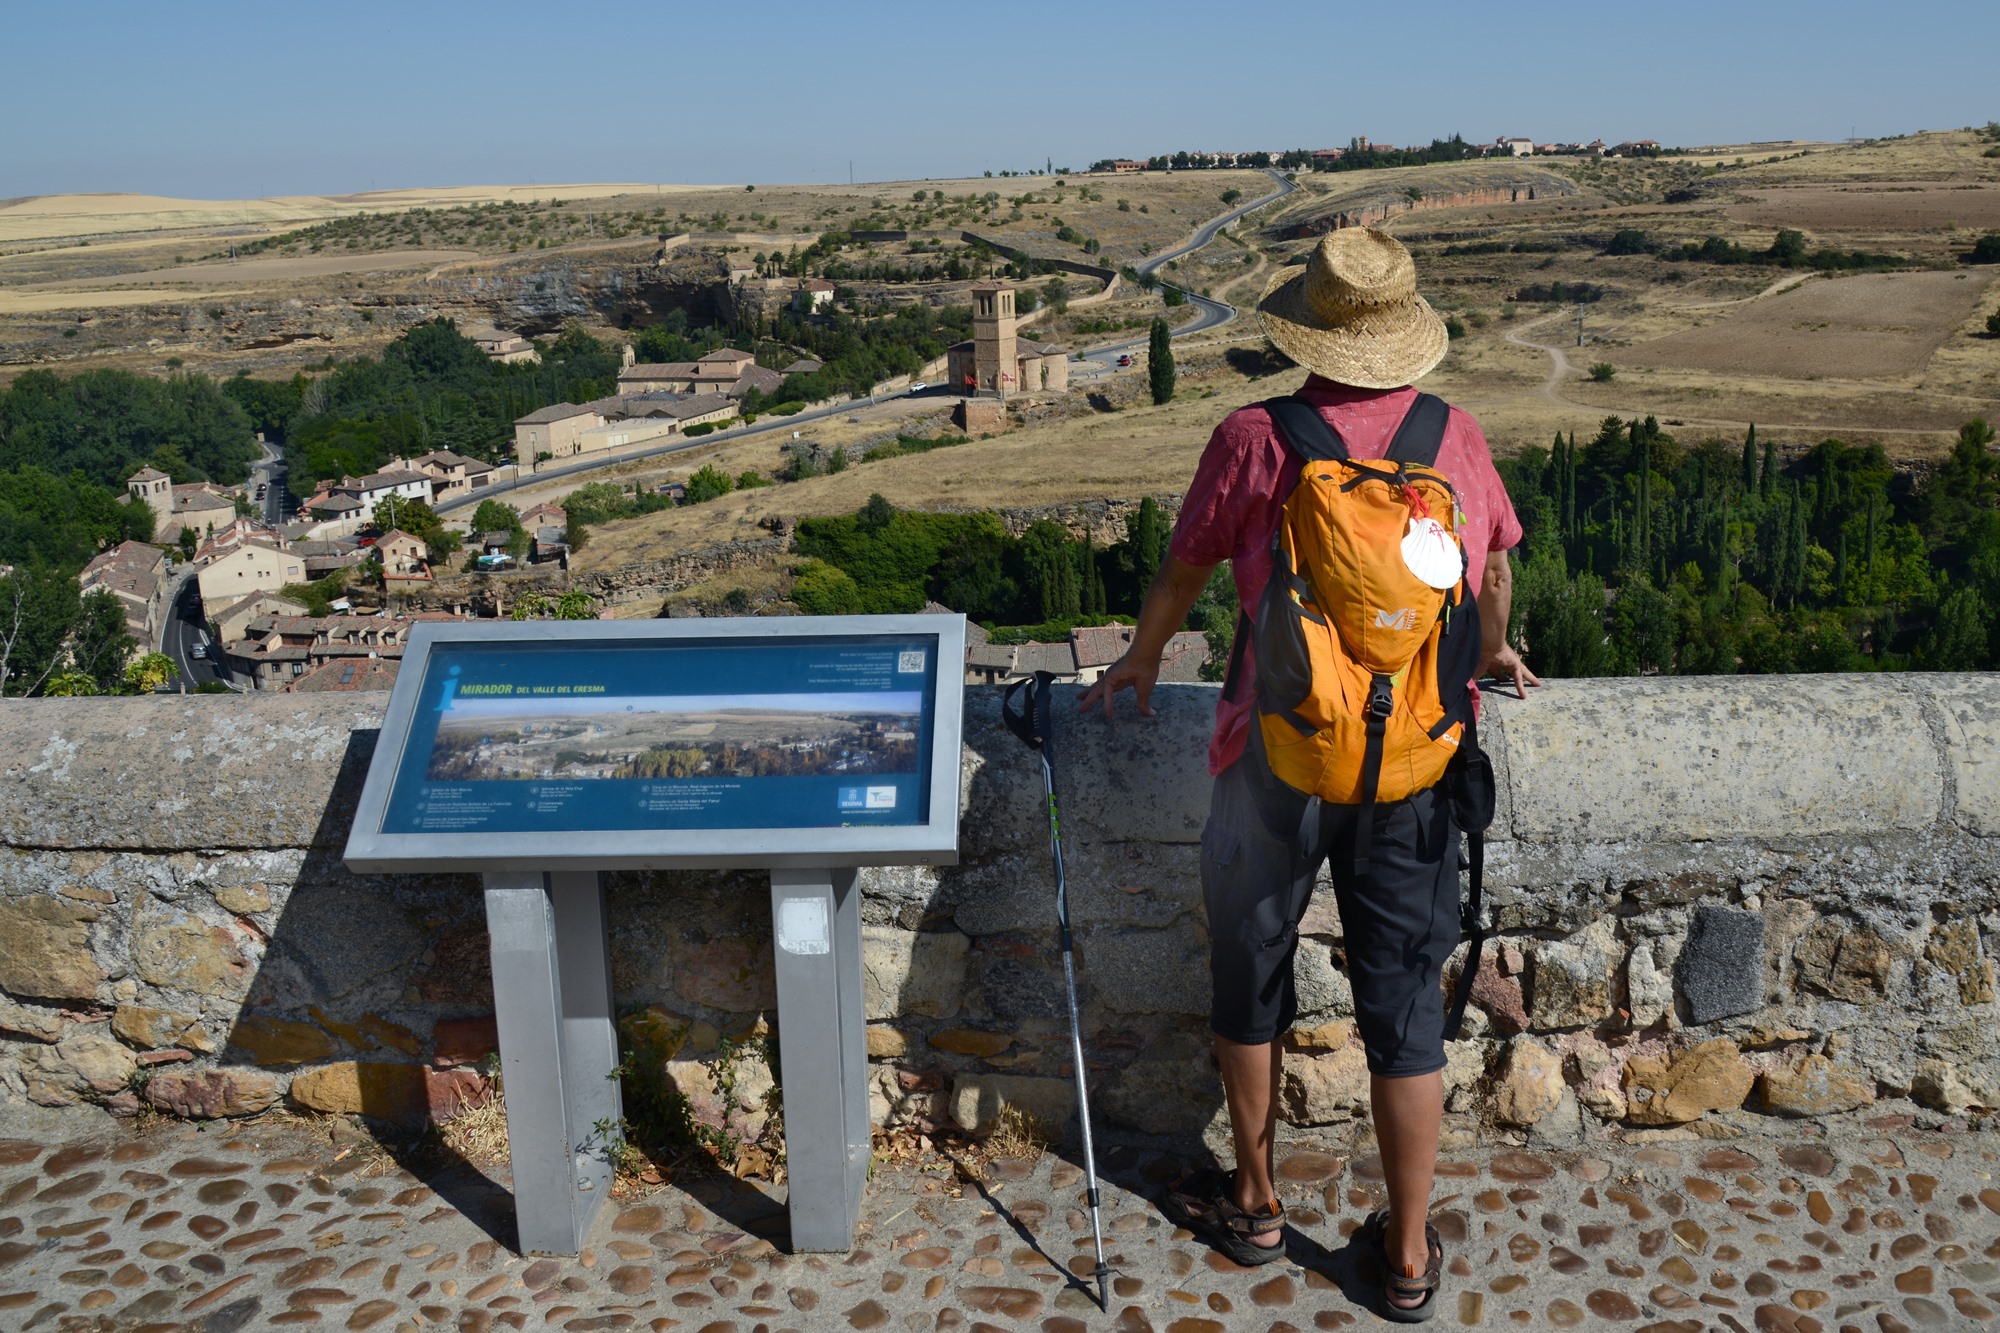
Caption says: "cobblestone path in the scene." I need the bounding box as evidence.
[0,1116,1995,1331]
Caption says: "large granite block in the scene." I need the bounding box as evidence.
[1678,904,1766,1024]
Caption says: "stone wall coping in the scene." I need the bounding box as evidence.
[2,676,1995,865]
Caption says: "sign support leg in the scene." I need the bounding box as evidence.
[769,866,870,1251]
[484,870,622,1256]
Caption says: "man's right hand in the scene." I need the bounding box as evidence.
[1078,651,1160,720]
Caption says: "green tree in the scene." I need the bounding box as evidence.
[858,493,896,530]
[791,560,864,615]
[1741,424,1758,494]
[1126,496,1168,591]
[1608,575,1675,674]
[372,496,443,540]
[471,499,522,535]
[69,590,135,694]
[928,518,1019,621]
[1511,552,1611,677]
[1148,319,1176,406]
[0,565,81,697]
[684,465,736,505]
[123,651,178,694]
[1921,588,1992,669]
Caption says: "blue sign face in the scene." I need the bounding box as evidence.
[378,635,939,835]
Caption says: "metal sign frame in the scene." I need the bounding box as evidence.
[344,615,966,873]
[337,614,966,1257]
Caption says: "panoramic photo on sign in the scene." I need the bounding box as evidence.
[378,635,939,835]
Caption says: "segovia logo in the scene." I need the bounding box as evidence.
[1373,608,1418,631]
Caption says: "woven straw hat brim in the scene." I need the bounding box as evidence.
[1256,263,1450,390]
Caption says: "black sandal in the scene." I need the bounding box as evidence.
[1357,1209,1442,1323]
[1160,1168,1287,1266]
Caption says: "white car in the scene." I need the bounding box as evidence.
[909,382,927,392]
[190,643,207,659]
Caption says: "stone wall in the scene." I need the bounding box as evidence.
[1,676,1995,1155]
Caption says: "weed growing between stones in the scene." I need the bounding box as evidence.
[591,1013,790,1193]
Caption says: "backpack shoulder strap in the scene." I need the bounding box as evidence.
[1264,396,1349,463]
[1384,393,1451,469]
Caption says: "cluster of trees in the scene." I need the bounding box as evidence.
[273,319,621,498]
[789,494,1174,627]
[1502,417,2000,675]
[1606,227,1907,273]
[0,368,255,695]
[761,303,973,403]
[0,368,260,489]
[0,569,149,698]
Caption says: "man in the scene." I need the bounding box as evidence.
[1079,227,1536,1320]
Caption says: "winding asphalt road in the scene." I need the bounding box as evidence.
[436,170,1300,514]
[1075,167,1297,364]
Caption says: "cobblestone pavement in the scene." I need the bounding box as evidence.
[1,1115,1996,1333]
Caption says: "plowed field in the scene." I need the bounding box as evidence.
[1617,270,1991,380]
[1726,182,2000,232]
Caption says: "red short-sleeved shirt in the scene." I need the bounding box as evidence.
[1169,376,1523,776]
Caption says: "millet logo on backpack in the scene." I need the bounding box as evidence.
[1373,608,1418,631]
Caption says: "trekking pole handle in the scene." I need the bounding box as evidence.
[1001,670,1058,762]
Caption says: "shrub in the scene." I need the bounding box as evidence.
[1588,362,1616,383]
[1444,315,1467,340]
[1988,309,2000,336]
[790,560,863,615]
[1972,232,2000,264]
[684,422,717,437]
[684,464,734,504]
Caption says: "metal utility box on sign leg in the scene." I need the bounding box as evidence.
[344,615,966,1256]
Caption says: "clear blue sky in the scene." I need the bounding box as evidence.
[5,0,1995,199]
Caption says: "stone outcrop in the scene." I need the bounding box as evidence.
[0,675,1994,1147]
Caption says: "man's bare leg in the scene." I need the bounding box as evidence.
[1372,1070,1444,1305]
[1214,1035,1284,1247]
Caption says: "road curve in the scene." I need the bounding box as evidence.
[1078,168,1297,363]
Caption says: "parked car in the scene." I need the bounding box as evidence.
[909,381,927,392]
[1116,354,1134,367]
[190,643,207,659]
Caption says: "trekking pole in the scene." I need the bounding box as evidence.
[1001,670,1112,1313]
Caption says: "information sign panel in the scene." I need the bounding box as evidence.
[344,615,965,872]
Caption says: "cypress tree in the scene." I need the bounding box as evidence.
[1788,482,1809,606]
[1636,443,1651,572]
[1563,432,1577,541]
[1760,441,1778,500]
[1742,424,1758,494]
[1128,496,1167,586]
[1148,319,1176,405]
[1864,497,1878,600]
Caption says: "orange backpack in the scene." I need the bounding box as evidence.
[1226,393,1494,1032]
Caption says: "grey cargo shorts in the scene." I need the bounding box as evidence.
[1199,736,1461,1077]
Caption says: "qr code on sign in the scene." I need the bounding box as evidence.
[897,650,925,674]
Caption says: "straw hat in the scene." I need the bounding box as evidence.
[1256,227,1449,389]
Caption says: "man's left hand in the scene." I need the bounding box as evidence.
[1479,643,1541,698]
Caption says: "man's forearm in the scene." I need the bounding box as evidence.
[1479,553,1513,662]
[1131,556,1217,663]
